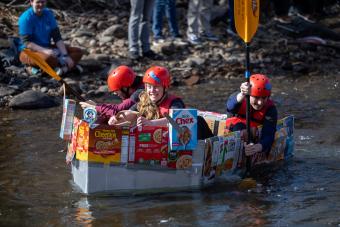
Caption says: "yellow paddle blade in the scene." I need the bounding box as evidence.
[23,48,62,81]
[234,0,260,43]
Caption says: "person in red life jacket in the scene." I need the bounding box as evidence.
[80,65,144,123]
[225,74,277,156]
[109,65,214,139]
[126,65,185,127]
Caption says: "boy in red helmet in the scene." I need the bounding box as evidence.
[225,74,278,156]
[80,65,144,123]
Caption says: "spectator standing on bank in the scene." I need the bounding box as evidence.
[226,0,237,36]
[187,0,219,45]
[128,0,158,60]
[152,0,184,45]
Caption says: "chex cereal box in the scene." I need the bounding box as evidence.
[60,99,76,140]
[128,126,168,167]
[169,109,197,150]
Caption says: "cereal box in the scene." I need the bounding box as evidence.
[198,111,228,136]
[169,109,197,150]
[74,119,129,164]
[128,126,168,167]
[167,150,193,169]
[60,99,76,140]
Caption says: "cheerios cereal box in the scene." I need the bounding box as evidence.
[75,120,129,164]
[169,109,197,150]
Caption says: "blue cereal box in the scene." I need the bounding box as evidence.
[60,99,76,140]
[169,109,197,150]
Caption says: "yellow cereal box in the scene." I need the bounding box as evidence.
[74,118,129,164]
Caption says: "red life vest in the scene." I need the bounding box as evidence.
[158,94,184,117]
[225,99,275,130]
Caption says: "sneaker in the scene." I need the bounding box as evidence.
[153,37,166,46]
[128,51,139,60]
[187,34,202,45]
[200,32,219,41]
[74,64,83,74]
[142,50,160,60]
[55,66,68,76]
[273,16,292,24]
[25,66,41,76]
[226,28,238,37]
[171,37,187,46]
[296,13,316,23]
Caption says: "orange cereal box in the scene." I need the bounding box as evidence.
[74,118,129,164]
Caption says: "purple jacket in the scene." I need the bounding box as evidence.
[95,88,143,123]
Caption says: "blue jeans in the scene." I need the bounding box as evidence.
[228,0,236,32]
[152,0,179,38]
[128,0,155,53]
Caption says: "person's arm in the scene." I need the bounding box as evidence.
[96,98,136,118]
[226,92,242,114]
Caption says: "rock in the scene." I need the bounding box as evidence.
[71,29,94,38]
[101,24,126,39]
[0,86,16,97]
[184,75,200,86]
[184,57,206,67]
[9,90,58,109]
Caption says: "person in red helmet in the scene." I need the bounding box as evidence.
[225,74,278,156]
[80,65,144,123]
[113,65,185,127]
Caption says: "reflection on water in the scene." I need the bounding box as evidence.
[0,75,340,226]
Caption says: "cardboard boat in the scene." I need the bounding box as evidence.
[68,113,294,194]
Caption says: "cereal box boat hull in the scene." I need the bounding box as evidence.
[71,116,294,194]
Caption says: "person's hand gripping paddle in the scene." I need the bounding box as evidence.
[23,49,85,101]
[234,0,260,178]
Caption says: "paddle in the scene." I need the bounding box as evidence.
[23,48,85,101]
[234,0,260,176]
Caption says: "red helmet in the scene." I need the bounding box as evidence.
[107,65,136,91]
[143,66,170,88]
[250,74,272,97]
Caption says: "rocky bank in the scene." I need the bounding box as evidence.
[0,1,340,109]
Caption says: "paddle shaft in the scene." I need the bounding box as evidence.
[61,79,86,101]
[245,42,252,175]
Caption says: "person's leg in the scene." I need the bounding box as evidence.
[187,0,199,36]
[228,0,236,32]
[199,0,212,34]
[128,0,143,54]
[152,0,165,39]
[66,46,83,66]
[19,50,59,68]
[140,0,155,53]
[165,0,180,37]
[272,0,291,16]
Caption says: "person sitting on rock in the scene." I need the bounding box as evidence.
[80,65,144,123]
[225,74,278,156]
[18,0,83,75]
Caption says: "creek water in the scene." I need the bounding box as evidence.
[0,74,339,226]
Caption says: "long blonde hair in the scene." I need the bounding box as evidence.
[137,91,160,120]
